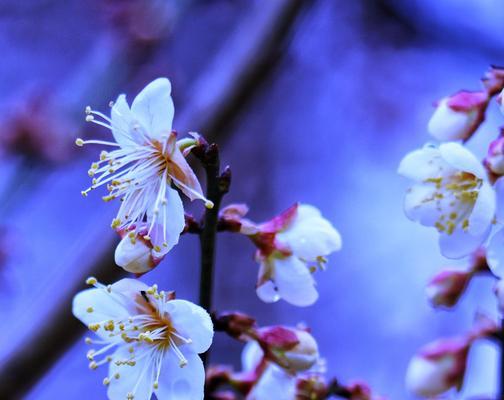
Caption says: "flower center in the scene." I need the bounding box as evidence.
[83,278,192,396]
[424,171,482,234]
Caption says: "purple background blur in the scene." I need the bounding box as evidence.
[1,0,503,399]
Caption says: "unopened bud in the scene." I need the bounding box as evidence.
[485,136,504,175]
[428,91,488,142]
[426,268,472,308]
[405,337,470,397]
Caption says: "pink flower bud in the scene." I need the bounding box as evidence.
[485,135,504,175]
[425,268,472,308]
[427,91,488,142]
[405,337,470,397]
[258,327,319,372]
[213,311,257,340]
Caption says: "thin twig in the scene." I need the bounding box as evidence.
[192,141,231,366]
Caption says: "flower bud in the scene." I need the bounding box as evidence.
[114,227,164,274]
[405,337,469,397]
[425,268,472,308]
[485,135,504,175]
[213,311,257,340]
[427,91,488,142]
[258,327,319,372]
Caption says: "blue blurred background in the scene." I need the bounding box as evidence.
[0,0,503,398]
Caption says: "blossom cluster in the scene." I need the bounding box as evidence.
[399,66,504,397]
[71,78,359,399]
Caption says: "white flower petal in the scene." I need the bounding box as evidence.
[274,257,318,307]
[277,204,341,260]
[438,227,489,259]
[107,345,154,400]
[495,177,504,224]
[256,280,280,304]
[468,181,495,236]
[398,146,448,181]
[166,300,213,354]
[241,341,264,372]
[73,288,128,341]
[487,228,504,278]
[149,185,185,255]
[439,142,485,178]
[403,184,441,226]
[114,236,153,274]
[131,78,174,140]
[155,350,205,400]
[247,365,296,400]
[73,278,149,340]
[111,94,138,148]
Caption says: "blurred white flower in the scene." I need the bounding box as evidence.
[73,278,213,400]
[398,142,495,258]
[248,204,342,306]
[405,337,469,397]
[77,78,212,258]
[428,91,487,142]
[480,178,504,276]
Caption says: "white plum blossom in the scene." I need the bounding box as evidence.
[398,142,496,259]
[428,91,487,142]
[73,277,213,400]
[244,203,341,307]
[77,78,212,262]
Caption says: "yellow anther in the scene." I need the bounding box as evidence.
[100,151,108,161]
[85,106,92,114]
[86,307,94,313]
[114,373,120,379]
[86,277,97,285]
[85,337,92,345]
[127,393,134,400]
[143,235,151,241]
[179,359,188,368]
[91,162,99,169]
[103,377,110,386]
[127,361,136,366]
[89,361,98,370]
[153,381,159,389]
[87,350,95,360]
[104,320,115,331]
[154,245,161,252]
[205,200,214,209]
[81,190,89,197]
[88,169,95,177]
[128,346,134,354]
[88,323,100,332]
[75,138,84,147]
[111,218,121,229]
